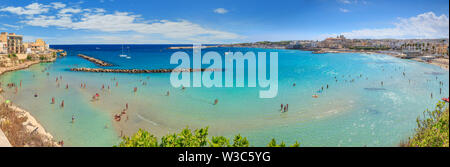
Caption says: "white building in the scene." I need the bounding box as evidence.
[0,42,7,54]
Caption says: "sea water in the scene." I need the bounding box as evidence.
[0,45,448,146]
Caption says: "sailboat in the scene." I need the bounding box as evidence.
[125,46,131,59]
[119,44,127,57]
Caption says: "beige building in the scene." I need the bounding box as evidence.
[1,32,25,54]
[7,33,24,54]
[23,38,49,54]
[320,35,348,48]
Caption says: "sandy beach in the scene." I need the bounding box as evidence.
[0,55,59,147]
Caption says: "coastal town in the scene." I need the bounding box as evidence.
[0,32,62,68]
[220,35,449,69]
[0,31,448,147]
[0,32,61,147]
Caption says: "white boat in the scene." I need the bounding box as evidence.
[119,44,127,57]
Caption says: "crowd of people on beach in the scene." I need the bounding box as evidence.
[1,57,449,147]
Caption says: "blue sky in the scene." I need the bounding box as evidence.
[0,0,448,44]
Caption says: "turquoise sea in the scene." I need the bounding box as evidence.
[0,44,448,146]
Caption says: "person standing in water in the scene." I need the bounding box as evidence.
[51,97,55,104]
[71,115,75,124]
[280,104,284,111]
[213,99,218,105]
[61,100,64,108]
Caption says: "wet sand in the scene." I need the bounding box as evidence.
[0,56,59,147]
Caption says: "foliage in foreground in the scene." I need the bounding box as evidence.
[405,101,449,147]
[116,127,299,147]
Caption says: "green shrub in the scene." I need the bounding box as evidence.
[406,101,449,147]
[116,126,300,147]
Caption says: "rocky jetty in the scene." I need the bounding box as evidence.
[70,68,222,73]
[77,54,113,66]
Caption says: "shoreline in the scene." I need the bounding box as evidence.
[310,49,448,70]
[0,55,60,147]
[217,45,449,70]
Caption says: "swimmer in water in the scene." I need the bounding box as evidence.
[213,99,218,105]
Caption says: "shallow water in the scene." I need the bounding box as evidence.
[1,45,448,146]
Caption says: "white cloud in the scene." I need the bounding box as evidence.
[2,24,21,29]
[59,8,83,14]
[339,8,350,13]
[338,0,352,4]
[0,3,49,15]
[337,0,367,4]
[1,3,241,43]
[213,8,228,14]
[330,12,449,39]
[51,2,66,9]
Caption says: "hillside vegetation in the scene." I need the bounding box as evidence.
[405,101,449,147]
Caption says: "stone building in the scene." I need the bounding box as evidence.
[0,32,25,54]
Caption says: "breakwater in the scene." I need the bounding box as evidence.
[77,54,113,66]
[70,67,222,73]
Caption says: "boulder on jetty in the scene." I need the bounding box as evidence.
[70,68,222,73]
[77,54,113,67]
